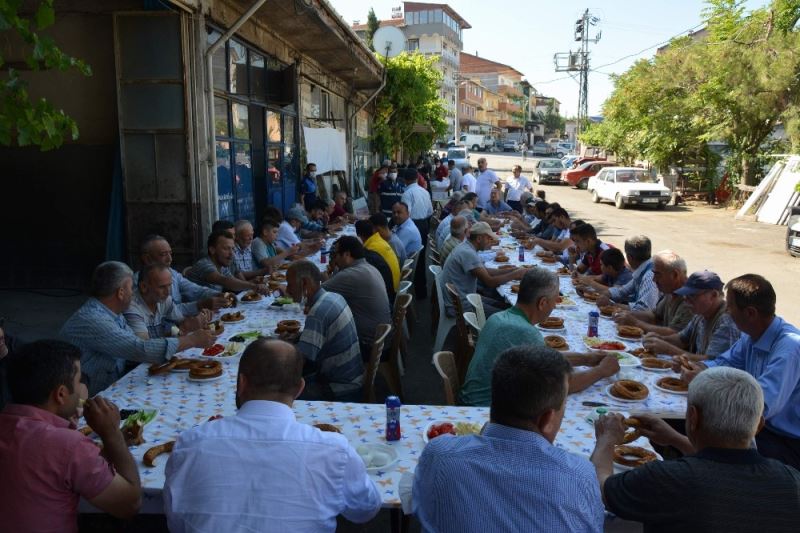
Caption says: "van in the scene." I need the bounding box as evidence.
[459,133,493,152]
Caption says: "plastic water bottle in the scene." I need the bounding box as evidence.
[518,245,525,263]
[586,407,608,425]
[587,310,599,337]
[385,396,402,441]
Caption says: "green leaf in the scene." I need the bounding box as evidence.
[34,2,55,30]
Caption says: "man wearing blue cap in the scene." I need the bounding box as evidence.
[643,271,741,360]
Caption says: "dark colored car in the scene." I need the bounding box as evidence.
[787,206,800,257]
[529,142,554,156]
[532,158,565,185]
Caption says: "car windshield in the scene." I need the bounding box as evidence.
[447,149,465,159]
[615,169,657,183]
[539,160,563,169]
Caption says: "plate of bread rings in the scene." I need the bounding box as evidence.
[239,291,263,304]
[169,358,200,373]
[582,291,600,302]
[494,254,509,263]
[220,311,245,323]
[544,335,569,351]
[598,305,617,318]
[536,316,566,333]
[613,444,660,471]
[540,255,558,264]
[187,360,225,382]
[616,325,644,341]
[654,376,689,395]
[639,357,674,372]
[275,319,302,335]
[556,266,571,276]
[606,380,650,402]
[628,347,656,358]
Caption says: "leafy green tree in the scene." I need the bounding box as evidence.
[373,52,448,159]
[365,8,380,52]
[542,100,565,136]
[0,0,92,150]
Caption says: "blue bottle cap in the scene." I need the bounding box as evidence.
[385,395,401,407]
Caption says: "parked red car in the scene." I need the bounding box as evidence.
[569,156,606,169]
[561,161,616,188]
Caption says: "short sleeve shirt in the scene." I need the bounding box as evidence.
[251,237,278,263]
[654,293,694,331]
[123,290,184,339]
[440,240,484,317]
[187,257,239,292]
[276,221,300,250]
[678,307,741,358]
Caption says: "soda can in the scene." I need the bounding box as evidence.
[587,310,600,337]
[518,245,525,262]
[320,246,327,264]
[385,395,402,441]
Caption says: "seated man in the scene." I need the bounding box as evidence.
[435,197,465,248]
[391,201,423,258]
[568,223,611,275]
[643,271,741,361]
[0,340,141,530]
[369,212,407,266]
[355,219,400,291]
[211,219,235,237]
[60,261,214,394]
[164,338,380,532]
[440,222,526,318]
[188,230,271,294]
[277,208,324,253]
[614,250,693,334]
[532,202,559,239]
[286,261,364,401]
[330,191,356,224]
[440,215,468,264]
[138,234,226,314]
[681,274,800,469]
[232,220,270,280]
[124,264,209,339]
[530,207,573,254]
[592,367,800,531]
[483,188,513,216]
[596,235,659,312]
[324,236,392,361]
[461,269,619,406]
[576,248,632,290]
[414,345,605,532]
[251,218,300,270]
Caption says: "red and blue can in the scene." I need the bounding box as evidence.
[587,311,600,337]
[385,395,402,441]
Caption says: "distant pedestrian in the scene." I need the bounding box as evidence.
[301,163,319,211]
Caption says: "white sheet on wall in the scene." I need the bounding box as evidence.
[302,126,346,175]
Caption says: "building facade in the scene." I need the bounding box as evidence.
[459,52,525,137]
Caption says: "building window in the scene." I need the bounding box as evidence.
[407,39,419,52]
[434,9,442,22]
[420,11,428,24]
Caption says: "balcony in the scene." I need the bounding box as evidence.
[459,89,483,108]
[498,84,523,98]
[498,117,524,129]
[498,101,521,113]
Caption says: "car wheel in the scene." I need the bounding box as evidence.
[577,179,588,190]
[591,190,600,203]
[615,194,626,209]
[556,152,564,158]
[471,144,480,151]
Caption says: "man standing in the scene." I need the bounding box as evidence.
[60,262,214,394]
[414,345,605,532]
[391,202,422,259]
[370,213,407,266]
[461,164,477,193]
[504,165,531,212]
[596,235,659,312]
[447,160,463,193]
[681,274,800,469]
[592,367,800,531]
[164,339,380,531]
[187,231,270,294]
[324,236,392,362]
[301,162,319,211]
[379,164,404,218]
[401,168,434,298]
[475,157,500,209]
[286,262,365,401]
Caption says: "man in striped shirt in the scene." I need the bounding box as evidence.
[286,261,363,402]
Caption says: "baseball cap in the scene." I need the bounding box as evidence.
[470,221,498,241]
[286,207,308,224]
[674,270,724,296]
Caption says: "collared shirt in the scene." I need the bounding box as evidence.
[379,179,405,217]
[475,169,500,208]
[460,307,544,406]
[302,219,325,233]
[323,259,391,345]
[601,266,633,287]
[401,182,434,220]
[505,175,531,202]
[232,242,256,272]
[365,233,400,289]
[413,423,604,533]
[440,240,484,317]
[0,404,115,533]
[388,233,407,266]
[435,214,453,248]
[186,257,241,293]
[483,200,513,215]
[706,317,800,438]
[60,298,178,394]
[609,259,659,311]
[123,291,183,339]
[461,172,476,192]
[134,267,217,317]
[393,217,422,256]
[440,235,463,264]
[678,305,741,358]
[296,289,364,396]
[580,241,612,275]
[448,167,463,192]
[251,236,278,264]
[276,220,301,250]
[604,446,800,533]
[330,203,348,223]
[165,400,380,533]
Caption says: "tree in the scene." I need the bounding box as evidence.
[0,0,92,150]
[365,8,380,52]
[372,52,448,159]
[542,100,565,136]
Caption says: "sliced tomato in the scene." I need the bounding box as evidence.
[202,344,225,356]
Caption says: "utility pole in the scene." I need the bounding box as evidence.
[553,9,601,143]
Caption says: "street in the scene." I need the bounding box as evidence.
[475,153,800,325]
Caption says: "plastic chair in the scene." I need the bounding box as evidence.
[466,293,486,328]
[430,265,454,353]
[433,351,460,406]
[463,311,482,334]
[402,258,414,271]
[398,281,412,294]
[400,267,413,281]
[182,266,193,277]
[362,323,392,403]
[381,294,412,400]
[447,283,474,382]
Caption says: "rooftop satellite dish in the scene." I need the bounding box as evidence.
[372,26,406,58]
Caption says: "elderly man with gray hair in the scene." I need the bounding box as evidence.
[440,215,469,264]
[60,261,215,394]
[592,367,800,531]
[460,268,620,406]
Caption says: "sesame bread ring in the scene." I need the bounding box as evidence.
[610,380,649,400]
[148,359,177,376]
[143,441,175,467]
[614,445,657,467]
[189,360,223,379]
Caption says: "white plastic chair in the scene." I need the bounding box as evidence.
[429,265,455,353]
[398,281,412,295]
[403,258,414,271]
[463,311,482,334]
[466,293,486,328]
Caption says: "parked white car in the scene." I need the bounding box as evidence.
[587,167,671,209]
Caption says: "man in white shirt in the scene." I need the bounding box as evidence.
[475,157,500,209]
[164,338,382,532]
[461,164,477,193]
[400,168,434,298]
[504,165,532,213]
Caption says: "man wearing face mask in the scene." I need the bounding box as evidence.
[301,163,319,211]
[379,164,404,218]
[368,163,389,214]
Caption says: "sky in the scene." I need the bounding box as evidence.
[332,0,768,117]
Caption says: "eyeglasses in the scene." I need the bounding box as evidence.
[685,291,710,302]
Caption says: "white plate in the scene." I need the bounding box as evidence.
[537,325,566,334]
[640,363,674,373]
[239,298,264,305]
[611,353,641,367]
[356,443,399,473]
[187,374,225,383]
[605,384,649,403]
[654,380,689,395]
[422,420,483,443]
[584,338,628,352]
[615,334,642,343]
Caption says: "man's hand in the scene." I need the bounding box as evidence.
[595,412,626,445]
[253,283,270,295]
[187,329,216,349]
[679,360,705,383]
[632,413,688,451]
[612,311,639,327]
[596,295,612,307]
[642,334,680,355]
[83,397,122,440]
[596,354,620,378]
